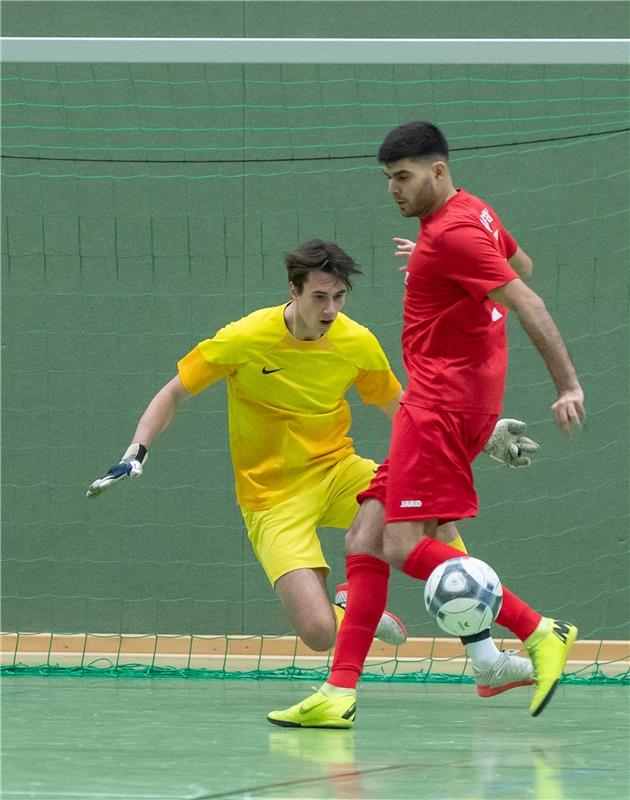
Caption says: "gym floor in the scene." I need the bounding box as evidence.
[2,676,628,799]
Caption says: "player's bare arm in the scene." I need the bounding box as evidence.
[488,279,585,436]
[87,375,190,497]
[131,375,190,447]
[507,246,533,280]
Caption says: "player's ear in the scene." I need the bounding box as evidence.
[288,281,298,299]
[432,160,448,180]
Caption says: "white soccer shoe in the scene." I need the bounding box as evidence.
[334,583,407,647]
[473,649,535,697]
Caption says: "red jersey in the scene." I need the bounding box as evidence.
[402,189,519,414]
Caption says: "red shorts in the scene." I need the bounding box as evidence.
[357,405,498,525]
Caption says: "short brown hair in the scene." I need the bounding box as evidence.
[284,240,362,293]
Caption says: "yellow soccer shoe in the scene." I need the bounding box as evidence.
[267,689,356,729]
[525,617,578,717]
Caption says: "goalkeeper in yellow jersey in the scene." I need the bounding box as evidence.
[87,239,538,670]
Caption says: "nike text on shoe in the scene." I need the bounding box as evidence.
[474,650,535,698]
[334,583,407,647]
[525,618,578,717]
[267,690,356,729]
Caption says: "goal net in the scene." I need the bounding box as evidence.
[2,39,628,682]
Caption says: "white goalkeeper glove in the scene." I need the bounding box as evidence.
[86,443,148,497]
[483,419,540,467]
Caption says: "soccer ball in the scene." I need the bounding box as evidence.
[424,557,503,636]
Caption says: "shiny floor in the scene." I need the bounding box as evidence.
[1,677,628,799]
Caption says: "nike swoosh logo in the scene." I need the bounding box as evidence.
[262,367,284,374]
[298,699,326,715]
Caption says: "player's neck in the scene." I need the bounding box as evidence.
[283,301,321,341]
[421,185,458,219]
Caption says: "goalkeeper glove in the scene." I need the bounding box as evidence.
[483,419,540,467]
[86,443,148,497]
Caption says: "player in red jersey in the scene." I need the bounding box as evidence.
[268,121,584,727]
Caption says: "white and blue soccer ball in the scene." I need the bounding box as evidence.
[424,557,503,636]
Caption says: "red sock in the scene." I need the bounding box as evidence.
[328,554,390,689]
[495,587,541,641]
[403,538,541,642]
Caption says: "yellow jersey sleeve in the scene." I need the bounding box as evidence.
[177,311,278,395]
[354,368,402,405]
[177,345,236,395]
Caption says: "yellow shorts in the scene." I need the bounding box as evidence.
[242,454,378,587]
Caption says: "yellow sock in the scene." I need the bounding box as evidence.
[450,533,468,553]
[332,603,345,629]
[321,681,356,698]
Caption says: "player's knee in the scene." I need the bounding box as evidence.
[345,501,385,557]
[382,529,406,566]
[344,524,363,555]
[298,619,336,651]
[345,526,385,558]
[381,535,396,564]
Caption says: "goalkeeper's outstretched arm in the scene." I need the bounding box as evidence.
[86,376,190,497]
[131,375,190,448]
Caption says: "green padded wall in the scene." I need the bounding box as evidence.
[2,1,628,39]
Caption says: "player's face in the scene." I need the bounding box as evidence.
[287,270,347,340]
[383,158,444,219]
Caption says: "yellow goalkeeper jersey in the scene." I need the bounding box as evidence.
[178,304,401,510]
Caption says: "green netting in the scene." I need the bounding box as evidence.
[4,666,629,686]
[2,62,629,681]
[3,652,628,685]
